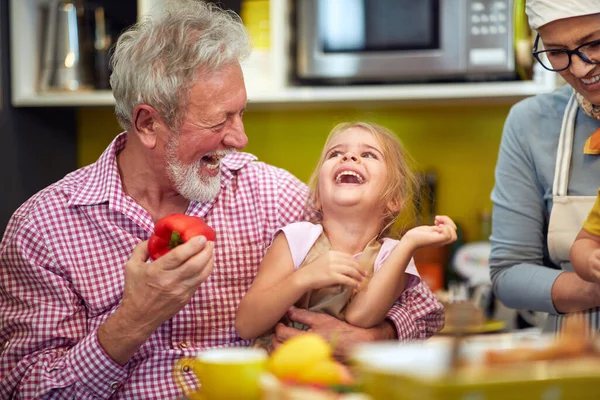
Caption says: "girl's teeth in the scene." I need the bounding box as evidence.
[335,171,364,183]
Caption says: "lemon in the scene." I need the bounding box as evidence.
[296,359,353,386]
[268,333,332,381]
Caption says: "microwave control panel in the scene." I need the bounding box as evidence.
[466,0,514,73]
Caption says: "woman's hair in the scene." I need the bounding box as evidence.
[110,0,251,131]
[307,122,419,238]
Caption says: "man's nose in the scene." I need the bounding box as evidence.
[223,117,248,150]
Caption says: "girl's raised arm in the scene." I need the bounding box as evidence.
[344,240,413,328]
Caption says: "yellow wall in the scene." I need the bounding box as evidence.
[77,103,511,241]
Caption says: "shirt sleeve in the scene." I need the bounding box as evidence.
[0,215,130,399]
[385,282,445,340]
[582,190,600,236]
[278,222,323,269]
[489,102,563,314]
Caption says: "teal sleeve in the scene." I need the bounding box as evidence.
[489,101,563,315]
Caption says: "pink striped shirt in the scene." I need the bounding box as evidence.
[0,133,444,399]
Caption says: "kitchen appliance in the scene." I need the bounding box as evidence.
[295,0,527,84]
[40,0,94,92]
[93,6,111,90]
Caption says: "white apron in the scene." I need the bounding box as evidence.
[546,92,600,332]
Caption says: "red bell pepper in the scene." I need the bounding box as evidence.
[148,214,216,260]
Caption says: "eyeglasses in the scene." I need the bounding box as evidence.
[532,33,600,72]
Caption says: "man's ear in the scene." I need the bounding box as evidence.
[132,105,162,149]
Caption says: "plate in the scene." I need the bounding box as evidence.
[452,241,492,286]
[439,319,506,335]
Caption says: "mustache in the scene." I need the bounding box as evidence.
[201,148,234,160]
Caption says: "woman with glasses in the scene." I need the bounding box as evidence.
[490,0,600,333]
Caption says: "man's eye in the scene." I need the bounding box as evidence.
[212,121,227,131]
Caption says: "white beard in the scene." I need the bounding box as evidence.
[165,138,225,203]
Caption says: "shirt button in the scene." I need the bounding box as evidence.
[182,365,191,373]
[178,342,188,349]
[110,382,119,390]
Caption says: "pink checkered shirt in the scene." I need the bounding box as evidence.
[0,133,444,399]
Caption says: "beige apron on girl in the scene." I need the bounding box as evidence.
[288,233,381,329]
[546,92,600,332]
[253,233,381,350]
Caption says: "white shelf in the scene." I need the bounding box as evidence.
[10,0,557,108]
[246,77,556,108]
[13,91,115,107]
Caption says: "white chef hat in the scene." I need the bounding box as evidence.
[526,0,600,30]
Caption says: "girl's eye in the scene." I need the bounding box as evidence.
[328,151,343,159]
[362,152,377,159]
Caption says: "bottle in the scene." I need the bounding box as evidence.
[478,209,492,242]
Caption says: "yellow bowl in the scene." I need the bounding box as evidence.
[350,335,600,400]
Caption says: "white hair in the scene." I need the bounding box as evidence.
[110,0,251,131]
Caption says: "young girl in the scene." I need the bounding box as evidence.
[235,122,456,343]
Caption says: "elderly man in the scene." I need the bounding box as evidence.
[0,1,443,398]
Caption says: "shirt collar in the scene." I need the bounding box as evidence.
[69,132,127,207]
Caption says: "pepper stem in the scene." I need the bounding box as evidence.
[169,231,183,249]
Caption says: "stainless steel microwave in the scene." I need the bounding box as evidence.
[295,0,517,83]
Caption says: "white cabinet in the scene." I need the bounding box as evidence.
[9,0,557,108]
[9,0,156,106]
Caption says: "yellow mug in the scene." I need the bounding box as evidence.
[173,347,268,400]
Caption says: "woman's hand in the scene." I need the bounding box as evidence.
[296,251,367,291]
[586,248,600,283]
[403,215,457,251]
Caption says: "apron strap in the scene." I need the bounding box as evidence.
[553,92,578,197]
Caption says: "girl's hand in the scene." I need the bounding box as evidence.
[296,251,367,291]
[403,215,458,251]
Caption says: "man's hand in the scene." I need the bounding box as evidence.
[99,236,214,365]
[270,308,397,360]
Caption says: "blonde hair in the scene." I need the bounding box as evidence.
[307,122,418,239]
